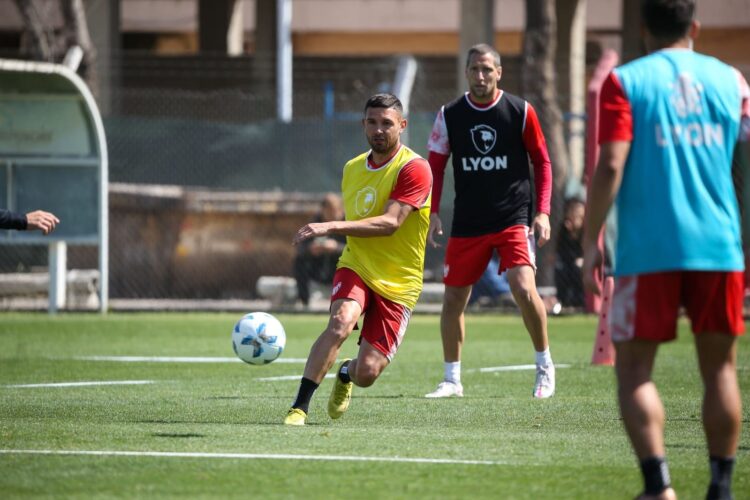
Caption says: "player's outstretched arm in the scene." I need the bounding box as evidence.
[293,200,413,245]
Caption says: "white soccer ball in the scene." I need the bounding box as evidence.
[231,312,286,365]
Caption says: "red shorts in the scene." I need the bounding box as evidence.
[443,225,535,287]
[610,271,745,342]
[330,267,411,361]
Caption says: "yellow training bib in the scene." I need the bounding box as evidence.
[337,146,431,309]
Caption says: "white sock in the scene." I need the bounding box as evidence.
[444,361,461,384]
[535,348,552,367]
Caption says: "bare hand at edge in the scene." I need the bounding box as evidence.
[26,210,60,235]
[532,212,550,247]
[427,213,443,248]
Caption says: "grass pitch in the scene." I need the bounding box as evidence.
[0,312,748,499]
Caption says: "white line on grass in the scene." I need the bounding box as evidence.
[0,449,505,466]
[3,380,155,389]
[73,356,308,364]
[467,363,571,374]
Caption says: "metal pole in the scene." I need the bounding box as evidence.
[276,0,292,122]
[49,241,67,313]
[392,55,418,145]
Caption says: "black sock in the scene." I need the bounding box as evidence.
[338,360,352,384]
[640,456,671,495]
[291,377,319,414]
[706,456,735,500]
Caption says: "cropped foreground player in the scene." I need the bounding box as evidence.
[583,1,749,498]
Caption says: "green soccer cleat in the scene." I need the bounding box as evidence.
[284,407,307,426]
[327,359,353,419]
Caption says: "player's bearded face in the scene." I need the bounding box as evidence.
[466,53,501,101]
[363,107,406,155]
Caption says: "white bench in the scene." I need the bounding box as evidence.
[0,269,100,309]
[255,276,298,306]
[253,276,337,309]
[419,282,445,303]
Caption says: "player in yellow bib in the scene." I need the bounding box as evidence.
[284,93,432,426]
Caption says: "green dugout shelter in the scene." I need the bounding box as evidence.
[0,58,108,313]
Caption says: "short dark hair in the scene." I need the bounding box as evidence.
[466,43,501,68]
[641,0,695,41]
[364,93,403,115]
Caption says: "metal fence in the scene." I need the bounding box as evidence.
[1,51,747,312]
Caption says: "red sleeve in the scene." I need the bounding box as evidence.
[390,157,433,209]
[599,72,633,143]
[522,104,552,215]
[426,151,449,214]
[737,68,750,142]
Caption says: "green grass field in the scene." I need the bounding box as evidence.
[0,312,748,499]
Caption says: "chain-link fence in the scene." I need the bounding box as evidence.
[1,51,747,313]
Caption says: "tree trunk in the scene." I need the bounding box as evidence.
[458,0,494,97]
[622,0,645,63]
[13,0,56,61]
[522,0,570,287]
[556,0,586,186]
[61,0,98,97]
[12,0,98,97]
[253,0,277,111]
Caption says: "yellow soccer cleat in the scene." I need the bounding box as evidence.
[327,359,353,419]
[284,407,307,426]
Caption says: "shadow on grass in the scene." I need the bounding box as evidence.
[668,443,749,452]
[668,443,707,450]
[351,394,407,399]
[138,419,218,425]
[137,418,310,426]
[197,395,295,401]
[151,432,206,438]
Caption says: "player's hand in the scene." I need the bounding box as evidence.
[532,212,550,247]
[293,222,329,245]
[25,210,59,235]
[582,242,604,295]
[428,213,443,248]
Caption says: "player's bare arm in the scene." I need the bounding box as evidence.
[582,140,630,294]
[293,199,413,245]
[532,212,550,247]
[428,212,443,248]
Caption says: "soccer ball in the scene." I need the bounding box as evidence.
[231,312,286,365]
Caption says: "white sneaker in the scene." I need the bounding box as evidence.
[533,363,555,398]
[425,381,464,398]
